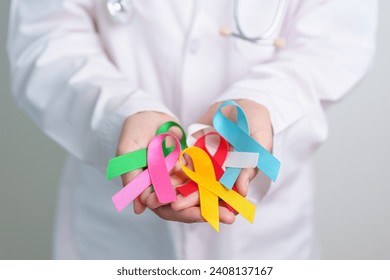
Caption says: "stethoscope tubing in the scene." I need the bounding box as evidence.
[232,0,286,45]
[106,0,286,46]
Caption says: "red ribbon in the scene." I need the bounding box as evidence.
[177,132,238,212]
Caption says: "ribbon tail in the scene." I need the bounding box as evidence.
[219,167,240,189]
[106,148,147,180]
[257,151,281,182]
[209,180,256,224]
[111,169,151,212]
[214,114,280,182]
[199,186,220,232]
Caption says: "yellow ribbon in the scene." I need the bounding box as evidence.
[179,147,256,232]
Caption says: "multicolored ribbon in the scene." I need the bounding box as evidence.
[112,133,181,212]
[213,100,281,182]
[179,146,256,232]
[106,121,186,180]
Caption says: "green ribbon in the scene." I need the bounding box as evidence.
[106,121,187,180]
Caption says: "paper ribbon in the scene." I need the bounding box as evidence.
[106,121,186,180]
[179,146,256,232]
[213,100,281,182]
[186,123,259,189]
[112,133,181,212]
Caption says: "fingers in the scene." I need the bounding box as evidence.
[139,186,154,205]
[170,162,190,186]
[219,206,236,224]
[235,168,258,197]
[151,205,235,224]
[171,192,199,211]
[133,196,147,214]
[142,189,198,211]
[152,206,205,223]
[142,190,164,210]
[142,189,235,225]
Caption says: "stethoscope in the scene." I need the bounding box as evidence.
[106,0,286,48]
[220,0,286,48]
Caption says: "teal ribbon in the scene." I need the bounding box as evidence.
[213,100,280,182]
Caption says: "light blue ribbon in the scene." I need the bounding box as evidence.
[219,166,241,189]
[213,100,280,183]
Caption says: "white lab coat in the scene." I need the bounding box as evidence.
[7,0,377,259]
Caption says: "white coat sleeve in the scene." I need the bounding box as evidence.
[216,0,378,134]
[7,0,174,174]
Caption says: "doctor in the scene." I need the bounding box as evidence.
[7,0,377,259]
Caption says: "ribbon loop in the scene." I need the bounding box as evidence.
[179,146,256,232]
[213,100,280,182]
[177,132,228,195]
[156,121,187,155]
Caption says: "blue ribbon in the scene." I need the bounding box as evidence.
[213,100,280,183]
[219,168,241,190]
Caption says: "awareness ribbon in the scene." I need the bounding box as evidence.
[106,121,186,180]
[179,146,256,232]
[186,123,259,189]
[112,133,181,212]
[213,100,281,182]
[177,132,234,193]
[177,132,239,211]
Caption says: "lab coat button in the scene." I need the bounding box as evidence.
[189,40,200,54]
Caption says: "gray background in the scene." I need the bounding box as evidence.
[0,1,389,259]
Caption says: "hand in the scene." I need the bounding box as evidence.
[200,99,273,196]
[171,99,273,214]
[117,111,233,224]
[139,188,236,224]
[116,111,184,215]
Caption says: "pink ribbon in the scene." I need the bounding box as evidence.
[112,133,181,212]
